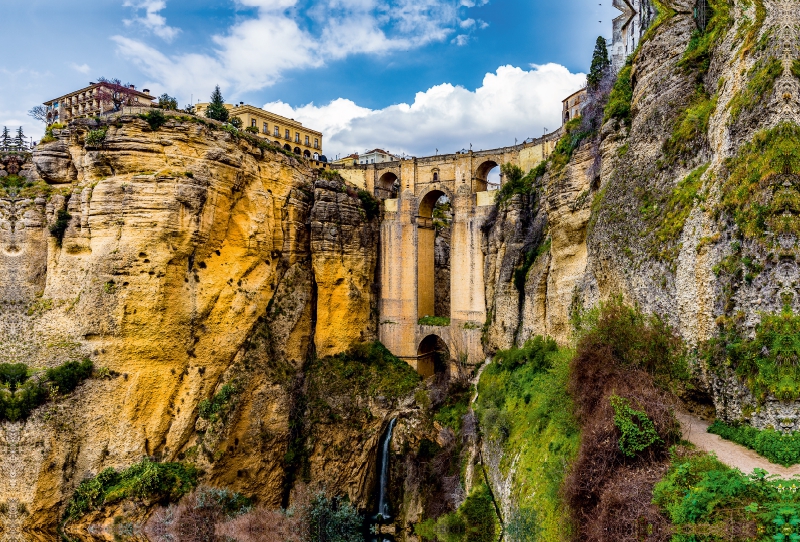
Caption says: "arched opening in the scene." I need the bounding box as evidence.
[293,147,301,155]
[283,144,292,151]
[474,160,499,192]
[303,149,311,158]
[313,152,319,160]
[417,335,450,377]
[376,172,398,199]
[433,171,439,181]
[418,190,451,322]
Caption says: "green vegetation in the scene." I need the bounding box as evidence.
[244,125,259,134]
[157,93,178,110]
[308,492,363,542]
[610,395,662,457]
[738,0,767,58]
[140,109,167,131]
[65,457,199,520]
[494,163,537,207]
[793,59,800,80]
[603,63,633,127]
[198,383,238,423]
[550,118,593,172]
[84,127,107,147]
[719,122,800,242]
[50,208,72,246]
[654,448,800,537]
[418,316,450,326]
[709,420,800,466]
[513,238,550,293]
[728,57,783,122]
[415,484,498,542]
[679,0,732,78]
[205,85,230,123]
[705,308,800,402]
[663,91,717,163]
[357,188,379,220]
[587,36,610,89]
[475,336,578,539]
[0,359,93,422]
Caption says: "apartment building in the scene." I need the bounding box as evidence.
[43,82,155,124]
[195,102,323,158]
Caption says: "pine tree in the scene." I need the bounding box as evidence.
[587,36,611,89]
[0,127,10,151]
[14,127,26,151]
[205,85,229,123]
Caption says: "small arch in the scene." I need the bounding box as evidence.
[417,334,450,377]
[433,171,439,181]
[294,147,301,155]
[474,160,499,192]
[376,172,398,199]
[303,149,311,158]
[283,144,292,151]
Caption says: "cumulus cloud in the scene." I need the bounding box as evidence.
[265,63,586,159]
[70,63,91,74]
[123,0,181,42]
[114,0,487,96]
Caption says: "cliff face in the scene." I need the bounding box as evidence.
[0,115,382,535]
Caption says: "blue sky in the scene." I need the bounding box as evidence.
[0,0,618,158]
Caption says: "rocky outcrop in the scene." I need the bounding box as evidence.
[0,114,384,535]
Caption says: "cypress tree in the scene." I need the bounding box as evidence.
[587,36,611,89]
[0,127,10,151]
[14,127,26,151]
[205,85,229,122]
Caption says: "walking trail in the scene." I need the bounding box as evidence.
[677,412,800,478]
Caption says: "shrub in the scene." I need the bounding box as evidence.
[418,316,450,326]
[65,457,199,520]
[230,117,243,129]
[140,109,167,131]
[46,358,93,394]
[610,395,662,457]
[494,335,557,372]
[0,363,29,390]
[603,63,633,127]
[244,125,259,134]
[307,492,363,542]
[84,127,107,147]
[357,189,379,220]
[50,208,72,246]
[198,383,238,423]
[663,91,717,163]
[708,419,800,466]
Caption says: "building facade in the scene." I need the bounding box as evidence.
[562,88,587,125]
[611,0,656,72]
[333,149,400,166]
[195,103,323,158]
[43,83,155,124]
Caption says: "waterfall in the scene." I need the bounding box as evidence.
[376,418,397,521]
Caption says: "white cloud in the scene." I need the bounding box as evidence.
[123,0,181,42]
[452,34,469,45]
[114,0,487,97]
[70,63,91,74]
[265,63,586,159]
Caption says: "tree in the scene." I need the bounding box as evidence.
[230,116,243,129]
[13,127,26,151]
[28,105,49,125]
[158,93,178,110]
[587,36,611,89]
[204,85,229,122]
[96,77,138,112]
[0,127,10,151]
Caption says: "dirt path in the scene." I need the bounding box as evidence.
[677,412,800,477]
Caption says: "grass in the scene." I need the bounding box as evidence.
[198,383,239,423]
[678,0,732,78]
[708,420,800,466]
[65,457,199,520]
[475,337,579,540]
[415,484,499,542]
[418,316,451,327]
[663,90,717,164]
[728,57,783,123]
[603,63,633,127]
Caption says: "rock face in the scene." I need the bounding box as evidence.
[0,115,384,535]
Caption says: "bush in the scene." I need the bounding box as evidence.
[603,63,633,127]
[50,208,72,246]
[418,316,450,326]
[0,363,29,390]
[84,127,107,147]
[230,117,243,129]
[610,395,662,457]
[494,336,557,372]
[357,189,379,220]
[66,457,199,520]
[46,358,93,394]
[244,125,259,134]
[708,419,800,466]
[140,109,167,131]
[198,383,238,423]
[307,492,363,542]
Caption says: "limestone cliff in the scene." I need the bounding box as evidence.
[0,114,383,536]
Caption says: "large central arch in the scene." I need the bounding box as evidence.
[417,189,449,320]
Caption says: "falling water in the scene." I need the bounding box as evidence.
[376,418,397,521]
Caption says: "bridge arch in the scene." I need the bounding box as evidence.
[416,334,450,377]
[417,189,451,321]
[376,172,398,199]
[474,160,499,192]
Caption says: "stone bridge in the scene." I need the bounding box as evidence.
[333,132,561,375]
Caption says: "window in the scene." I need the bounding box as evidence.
[274,126,280,136]
[314,138,319,149]
[285,129,290,139]
[251,119,257,127]
[433,172,438,181]
[263,122,268,133]
[304,135,309,145]
[295,132,300,143]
